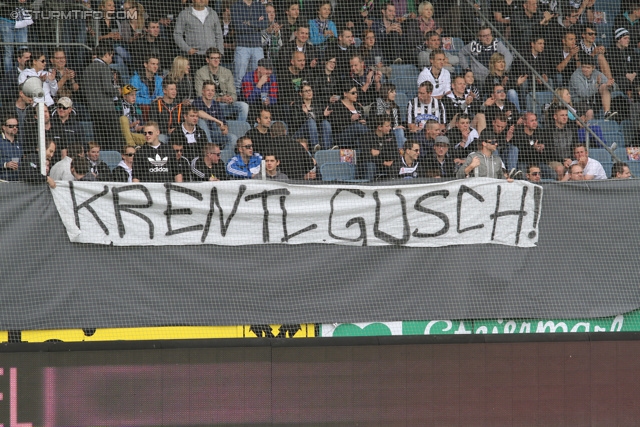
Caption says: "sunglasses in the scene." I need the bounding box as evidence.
[144,131,155,135]
[243,145,253,149]
[58,106,71,110]
[124,153,135,157]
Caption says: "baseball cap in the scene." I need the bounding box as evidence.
[122,84,137,95]
[434,135,450,145]
[57,97,73,108]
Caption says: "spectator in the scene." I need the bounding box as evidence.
[93,0,130,80]
[116,85,145,147]
[173,0,224,72]
[424,135,456,178]
[479,112,517,171]
[312,55,340,107]
[278,24,319,73]
[263,153,289,181]
[612,161,632,179]
[325,28,355,79]
[444,75,486,132]
[0,0,30,74]
[492,0,518,40]
[456,136,506,179]
[606,28,640,95]
[130,54,164,106]
[50,143,85,182]
[279,51,310,111]
[232,0,268,92]
[11,84,32,143]
[579,24,613,80]
[407,81,446,133]
[362,115,398,180]
[85,141,112,181]
[0,48,30,106]
[132,121,176,182]
[22,105,52,156]
[546,10,582,53]
[308,1,337,48]
[70,156,95,182]
[415,31,458,72]
[19,139,56,188]
[569,55,617,121]
[0,115,21,181]
[195,47,249,122]
[544,106,577,180]
[460,26,513,85]
[167,56,194,104]
[526,164,542,183]
[221,5,236,59]
[376,83,406,149]
[226,136,262,179]
[547,87,593,125]
[18,51,58,107]
[561,143,607,180]
[417,49,452,99]
[190,143,228,181]
[481,84,518,125]
[614,1,640,49]
[289,83,323,150]
[552,30,581,88]
[193,80,232,149]
[371,2,406,63]
[169,106,208,161]
[268,121,315,180]
[49,49,80,99]
[565,163,584,181]
[280,1,301,43]
[262,3,283,59]
[241,58,278,120]
[112,145,136,182]
[512,0,555,53]
[446,113,480,166]
[395,141,427,179]
[349,55,381,106]
[50,97,85,157]
[406,2,443,63]
[131,19,175,73]
[246,109,273,155]
[83,42,122,151]
[416,119,442,155]
[512,112,549,175]
[511,35,553,92]
[149,79,184,141]
[358,30,386,73]
[170,141,193,182]
[322,83,368,149]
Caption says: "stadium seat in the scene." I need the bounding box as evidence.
[79,121,95,142]
[589,119,621,134]
[100,150,122,171]
[525,91,554,119]
[621,120,637,147]
[314,150,340,169]
[320,162,367,182]
[226,120,251,139]
[395,91,409,122]
[627,161,640,177]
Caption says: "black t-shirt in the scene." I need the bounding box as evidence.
[132,144,176,182]
[363,130,398,171]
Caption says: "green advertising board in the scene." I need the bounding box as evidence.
[320,310,640,337]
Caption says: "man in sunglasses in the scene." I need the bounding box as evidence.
[456,137,506,179]
[50,97,84,158]
[0,115,21,181]
[526,164,542,183]
[190,143,227,181]
[132,121,176,183]
[226,136,262,179]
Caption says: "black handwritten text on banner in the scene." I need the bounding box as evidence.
[51,179,542,247]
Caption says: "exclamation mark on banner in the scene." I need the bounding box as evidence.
[528,187,542,239]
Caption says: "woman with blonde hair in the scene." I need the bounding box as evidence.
[481,52,524,112]
[547,87,592,126]
[168,56,194,103]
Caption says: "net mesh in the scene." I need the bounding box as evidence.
[0,0,639,344]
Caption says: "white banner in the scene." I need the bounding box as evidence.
[50,179,542,247]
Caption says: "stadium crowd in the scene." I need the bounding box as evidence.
[0,0,638,186]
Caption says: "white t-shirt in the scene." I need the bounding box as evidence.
[192,7,209,24]
[571,157,607,180]
[417,67,451,98]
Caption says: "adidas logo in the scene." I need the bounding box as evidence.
[148,154,168,167]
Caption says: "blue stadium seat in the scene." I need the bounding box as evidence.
[79,121,94,142]
[599,160,613,177]
[395,92,409,122]
[627,162,640,177]
[452,37,465,52]
[226,120,251,138]
[525,91,554,118]
[100,150,122,171]
[589,148,613,164]
[390,64,419,99]
[320,162,367,182]
[621,120,637,147]
[314,150,340,169]
[589,119,621,134]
